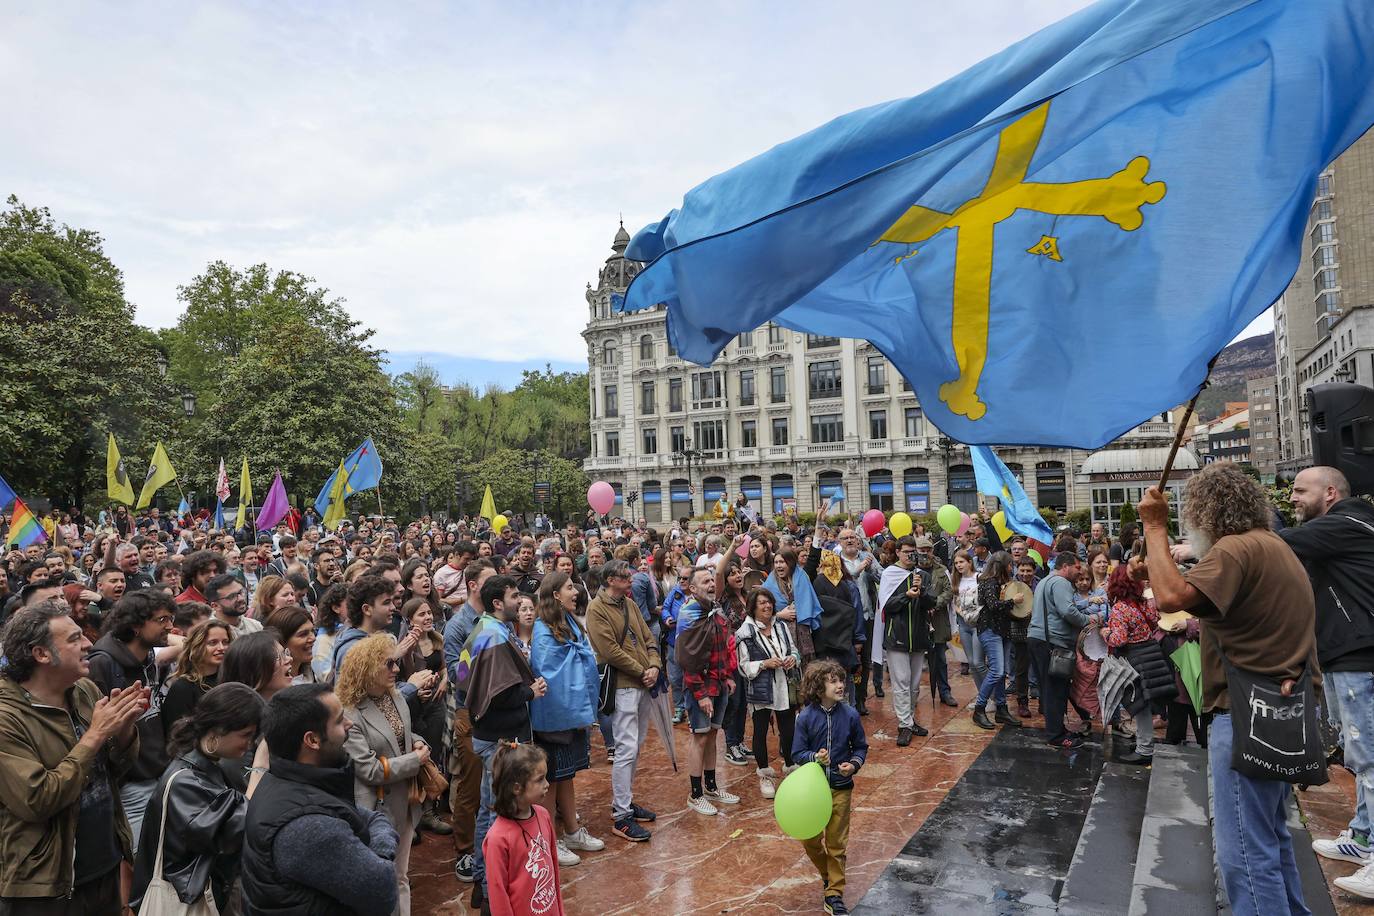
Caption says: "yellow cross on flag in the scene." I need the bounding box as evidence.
[106,433,135,505]
[135,442,178,509]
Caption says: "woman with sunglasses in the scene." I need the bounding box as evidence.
[337,633,431,916]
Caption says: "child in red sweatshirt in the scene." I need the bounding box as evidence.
[482,742,565,916]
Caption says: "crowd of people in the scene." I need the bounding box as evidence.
[0,461,1368,915]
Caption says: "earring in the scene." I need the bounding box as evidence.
[207,737,220,756]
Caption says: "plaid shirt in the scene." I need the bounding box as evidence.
[679,598,738,701]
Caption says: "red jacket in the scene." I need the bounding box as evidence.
[482,805,564,916]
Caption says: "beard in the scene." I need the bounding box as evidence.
[1185,523,1214,559]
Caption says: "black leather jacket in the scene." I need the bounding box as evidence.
[130,749,248,911]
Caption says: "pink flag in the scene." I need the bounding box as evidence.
[256,471,289,532]
[215,459,231,503]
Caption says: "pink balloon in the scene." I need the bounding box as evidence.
[861,509,886,538]
[736,535,752,558]
[587,481,616,516]
[956,512,972,537]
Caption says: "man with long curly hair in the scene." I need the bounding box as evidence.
[1138,462,1318,916]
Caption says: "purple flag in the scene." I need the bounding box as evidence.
[256,471,289,532]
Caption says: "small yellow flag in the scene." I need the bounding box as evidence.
[480,485,497,522]
[322,461,351,530]
[135,442,178,510]
[235,456,253,530]
[106,433,135,505]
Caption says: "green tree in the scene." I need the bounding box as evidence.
[0,197,182,508]
[1119,501,1138,528]
[1038,507,1060,531]
[466,448,588,519]
[1065,508,1092,532]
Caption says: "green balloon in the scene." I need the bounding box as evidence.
[937,503,962,535]
[774,761,832,839]
[1028,548,1044,567]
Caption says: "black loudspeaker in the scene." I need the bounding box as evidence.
[1307,382,1374,496]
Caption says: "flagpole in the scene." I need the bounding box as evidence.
[1156,355,1218,492]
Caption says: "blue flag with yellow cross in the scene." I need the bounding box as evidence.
[621,0,1374,448]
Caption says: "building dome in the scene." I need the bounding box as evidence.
[612,221,631,254]
[1079,446,1201,477]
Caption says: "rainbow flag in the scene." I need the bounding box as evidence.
[6,498,47,548]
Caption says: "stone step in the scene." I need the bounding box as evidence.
[1057,760,1152,916]
[1127,742,1217,916]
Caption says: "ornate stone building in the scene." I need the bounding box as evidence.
[581,223,1193,532]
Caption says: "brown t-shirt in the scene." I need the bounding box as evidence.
[1183,528,1319,713]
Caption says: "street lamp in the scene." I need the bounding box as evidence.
[1333,364,1354,383]
[181,391,197,418]
[155,352,168,377]
[671,440,703,516]
[938,434,953,504]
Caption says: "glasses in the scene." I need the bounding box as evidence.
[151,615,174,625]
[384,659,400,670]
[278,651,293,663]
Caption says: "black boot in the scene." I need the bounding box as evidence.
[995,705,1022,727]
[856,699,870,716]
[972,708,996,730]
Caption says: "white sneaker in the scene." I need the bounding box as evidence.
[1335,861,1374,900]
[1314,829,1372,865]
[555,839,581,866]
[782,763,799,776]
[706,786,740,805]
[757,767,777,799]
[563,826,605,852]
[688,795,718,816]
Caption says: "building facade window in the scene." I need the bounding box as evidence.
[604,385,618,418]
[868,469,894,512]
[639,335,653,361]
[642,428,657,454]
[904,406,922,438]
[767,323,785,345]
[811,413,843,443]
[903,467,931,513]
[605,431,620,457]
[642,479,662,521]
[670,426,685,453]
[808,360,842,399]
[771,473,795,514]
[1036,462,1067,512]
[868,409,887,440]
[770,366,788,403]
[741,419,757,448]
[739,369,755,406]
[693,420,725,452]
[691,370,724,408]
[818,471,844,502]
[669,478,692,520]
[668,377,683,412]
[640,381,655,414]
[737,330,754,348]
[740,475,762,509]
[866,357,886,394]
[771,417,789,446]
[807,334,840,349]
[948,463,977,513]
[602,342,617,366]
[703,476,727,507]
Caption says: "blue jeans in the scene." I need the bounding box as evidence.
[958,618,986,685]
[1325,670,1374,837]
[667,649,687,713]
[1210,714,1310,916]
[975,630,1008,708]
[598,712,614,749]
[471,737,500,892]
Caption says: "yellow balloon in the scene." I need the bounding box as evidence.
[991,510,1012,542]
[492,514,508,533]
[889,512,913,539]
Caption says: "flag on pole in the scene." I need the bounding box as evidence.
[479,485,497,523]
[621,0,1374,449]
[321,461,351,530]
[213,499,225,530]
[136,443,178,510]
[235,456,253,530]
[6,498,47,548]
[971,446,1056,544]
[215,459,231,504]
[257,472,289,532]
[177,496,190,518]
[313,438,383,517]
[0,472,15,512]
[106,434,135,505]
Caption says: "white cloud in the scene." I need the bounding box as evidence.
[1,0,1105,365]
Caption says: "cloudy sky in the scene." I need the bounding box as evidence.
[3,1,1269,385]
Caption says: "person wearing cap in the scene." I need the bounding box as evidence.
[913,537,956,708]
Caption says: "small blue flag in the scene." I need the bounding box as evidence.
[0,473,15,512]
[177,496,190,517]
[213,499,225,531]
[314,438,383,517]
[971,446,1055,544]
[764,570,821,631]
[622,0,1374,449]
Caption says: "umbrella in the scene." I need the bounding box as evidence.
[1096,655,1139,723]
[1169,642,1204,715]
[646,671,679,772]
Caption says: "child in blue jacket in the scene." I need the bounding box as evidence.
[791,658,868,916]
